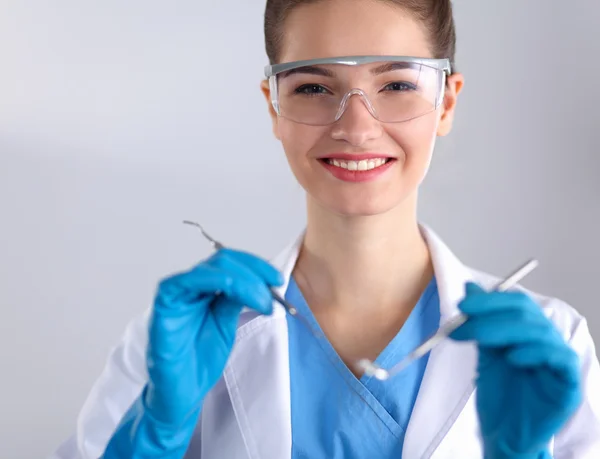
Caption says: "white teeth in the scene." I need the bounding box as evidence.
[327,158,388,171]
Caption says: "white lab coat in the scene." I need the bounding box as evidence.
[51,225,600,459]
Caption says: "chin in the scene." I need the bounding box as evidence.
[317,193,404,218]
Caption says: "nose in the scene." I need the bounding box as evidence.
[330,91,383,146]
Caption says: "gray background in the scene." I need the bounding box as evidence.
[1,1,598,457]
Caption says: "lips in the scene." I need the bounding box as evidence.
[320,153,395,161]
[319,155,396,183]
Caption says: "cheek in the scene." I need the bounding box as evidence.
[388,113,439,178]
[278,120,326,168]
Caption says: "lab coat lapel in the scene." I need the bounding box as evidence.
[222,227,479,459]
[222,235,303,459]
[402,226,479,458]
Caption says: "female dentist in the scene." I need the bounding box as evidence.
[52,0,600,457]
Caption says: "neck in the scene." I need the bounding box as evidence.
[293,193,433,316]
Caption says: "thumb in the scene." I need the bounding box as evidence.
[465,281,486,296]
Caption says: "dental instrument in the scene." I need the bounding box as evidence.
[356,259,540,381]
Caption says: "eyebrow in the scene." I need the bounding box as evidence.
[279,61,417,79]
[370,61,415,75]
[279,66,336,79]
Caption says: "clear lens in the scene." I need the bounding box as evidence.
[272,62,445,126]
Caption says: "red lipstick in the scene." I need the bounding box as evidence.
[319,153,395,161]
[318,154,396,183]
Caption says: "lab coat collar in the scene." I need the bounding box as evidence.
[223,224,479,459]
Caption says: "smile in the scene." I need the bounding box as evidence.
[325,158,392,171]
[319,156,397,183]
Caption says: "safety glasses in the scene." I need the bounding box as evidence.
[265,55,452,126]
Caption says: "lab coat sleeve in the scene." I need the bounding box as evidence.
[50,311,151,459]
[553,316,600,458]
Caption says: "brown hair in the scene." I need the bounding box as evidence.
[264,0,457,70]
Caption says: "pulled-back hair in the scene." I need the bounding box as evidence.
[264,0,457,71]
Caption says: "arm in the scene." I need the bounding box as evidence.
[553,317,600,458]
[52,249,281,459]
[100,386,202,458]
[51,312,150,459]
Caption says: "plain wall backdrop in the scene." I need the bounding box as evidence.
[1,1,598,457]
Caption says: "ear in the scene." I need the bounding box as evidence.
[260,79,281,140]
[437,73,464,137]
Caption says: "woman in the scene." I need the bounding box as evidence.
[53,0,600,458]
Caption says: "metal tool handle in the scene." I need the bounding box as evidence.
[409,258,539,360]
[359,258,540,380]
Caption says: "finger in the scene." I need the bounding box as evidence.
[148,299,209,365]
[157,263,273,315]
[465,281,486,295]
[207,297,245,349]
[449,309,560,348]
[505,341,581,383]
[459,285,542,318]
[505,342,582,412]
[213,248,284,287]
[208,252,279,315]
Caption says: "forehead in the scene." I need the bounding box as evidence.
[279,0,433,63]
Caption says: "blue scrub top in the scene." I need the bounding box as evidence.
[285,275,440,458]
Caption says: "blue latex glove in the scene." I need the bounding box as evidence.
[450,283,582,459]
[102,248,283,458]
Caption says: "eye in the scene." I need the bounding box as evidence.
[383,81,417,92]
[294,84,331,96]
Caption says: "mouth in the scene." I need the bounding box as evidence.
[317,154,397,183]
[319,157,396,172]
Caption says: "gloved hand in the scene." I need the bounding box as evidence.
[102,248,283,458]
[450,282,582,459]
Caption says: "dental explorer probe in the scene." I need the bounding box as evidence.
[356,258,540,381]
[183,220,299,316]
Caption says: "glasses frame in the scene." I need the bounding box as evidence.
[264,55,452,125]
[264,55,451,78]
